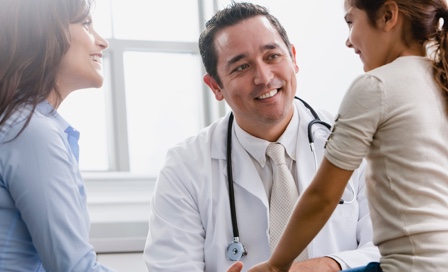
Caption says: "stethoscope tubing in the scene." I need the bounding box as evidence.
[226,113,240,239]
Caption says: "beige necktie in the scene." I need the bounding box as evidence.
[266,143,308,262]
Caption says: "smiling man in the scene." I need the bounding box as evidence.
[144,2,379,272]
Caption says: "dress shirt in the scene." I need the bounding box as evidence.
[0,101,114,271]
[234,105,299,200]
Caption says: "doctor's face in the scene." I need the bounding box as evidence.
[204,16,299,140]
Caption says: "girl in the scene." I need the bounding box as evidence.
[0,0,113,271]
[248,0,448,271]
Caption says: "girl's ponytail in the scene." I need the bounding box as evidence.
[432,8,448,115]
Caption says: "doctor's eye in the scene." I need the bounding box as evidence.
[268,53,280,60]
[232,64,250,73]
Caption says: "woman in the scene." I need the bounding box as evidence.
[248,0,448,271]
[0,0,113,271]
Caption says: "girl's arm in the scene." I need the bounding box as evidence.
[249,158,354,272]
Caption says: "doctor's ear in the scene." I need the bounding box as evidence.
[290,44,299,73]
[204,74,225,101]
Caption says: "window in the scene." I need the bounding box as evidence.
[59,0,222,175]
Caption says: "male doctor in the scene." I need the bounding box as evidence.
[144,2,379,272]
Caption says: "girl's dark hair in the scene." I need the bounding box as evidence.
[198,2,292,88]
[348,0,448,115]
[0,0,93,138]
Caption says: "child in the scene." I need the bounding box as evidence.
[248,0,448,271]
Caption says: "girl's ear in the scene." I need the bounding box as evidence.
[378,0,399,31]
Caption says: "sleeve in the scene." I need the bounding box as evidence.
[325,74,384,170]
[327,159,381,268]
[4,119,114,272]
[144,146,205,271]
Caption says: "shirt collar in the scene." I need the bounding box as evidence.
[234,104,299,167]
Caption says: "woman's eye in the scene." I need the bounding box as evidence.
[83,20,92,30]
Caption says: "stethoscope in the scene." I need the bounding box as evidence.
[225,97,356,261]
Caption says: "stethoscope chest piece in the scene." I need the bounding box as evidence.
[226,238,247,261]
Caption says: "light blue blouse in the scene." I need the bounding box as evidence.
[0,101,113,271]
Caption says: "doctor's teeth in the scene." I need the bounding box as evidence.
[258,89,278,100]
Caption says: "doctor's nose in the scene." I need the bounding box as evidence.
[253,63,273,86]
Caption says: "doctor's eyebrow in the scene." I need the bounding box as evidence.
[225,43,282,69]
[227,53,247,68]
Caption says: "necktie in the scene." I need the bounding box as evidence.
[266,143,308,261]
[65,126,80,162]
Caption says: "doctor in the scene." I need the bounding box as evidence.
[144,2,379,272]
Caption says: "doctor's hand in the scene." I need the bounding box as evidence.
[248,257,341,272]
[288,257,342,272]
[227,261,244,272]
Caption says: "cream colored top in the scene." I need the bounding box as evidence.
[325,56,448,271]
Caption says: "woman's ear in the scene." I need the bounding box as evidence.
[204,74,225,101]
[378,0,399,31]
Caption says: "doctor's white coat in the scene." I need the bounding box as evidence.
[144,100,380,271]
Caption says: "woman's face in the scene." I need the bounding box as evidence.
[57,15,109,98]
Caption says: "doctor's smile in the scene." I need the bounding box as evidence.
[257,89,280,100]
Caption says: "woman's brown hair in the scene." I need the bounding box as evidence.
[0,0,93,138]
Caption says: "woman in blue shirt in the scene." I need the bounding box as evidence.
[0,0,113,271]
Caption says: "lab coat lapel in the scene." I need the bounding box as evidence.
[229,137,269,208]
[216,115,269,209]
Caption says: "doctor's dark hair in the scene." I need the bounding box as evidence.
[199,2,292,88]
[0,0,93,138]
[347,0,448,115]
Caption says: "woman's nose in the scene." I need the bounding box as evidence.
[96,31,109,50]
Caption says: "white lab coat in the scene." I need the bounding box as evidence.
[144,99,380,272]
